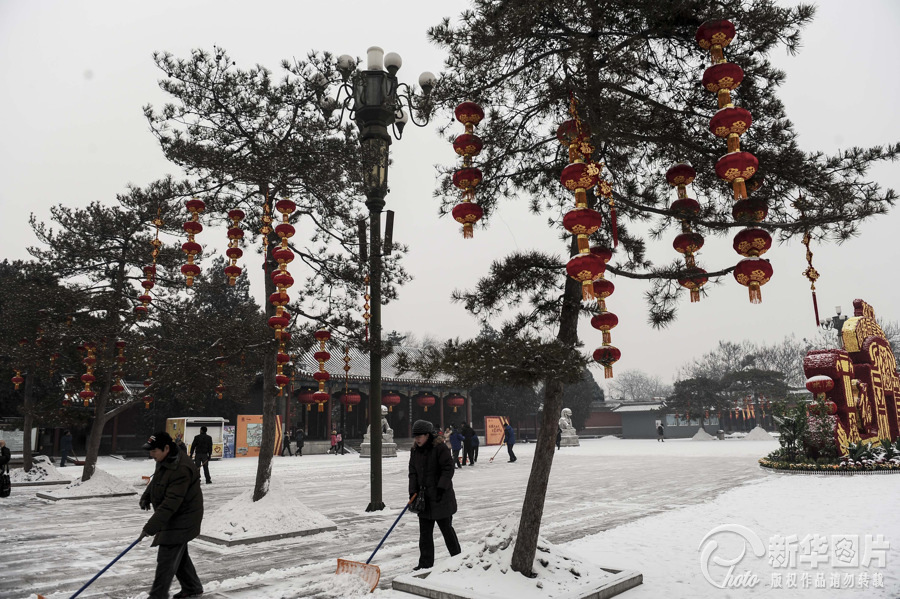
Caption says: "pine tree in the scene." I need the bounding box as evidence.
[426,0,898,575]
[144,47,410,500]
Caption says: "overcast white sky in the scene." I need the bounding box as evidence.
[1,1,898,396]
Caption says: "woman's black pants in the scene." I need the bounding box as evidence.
[417,516,461,568]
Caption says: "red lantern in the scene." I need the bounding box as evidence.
[215,384,226,399]
[314,350,331,363]
[11,371,24,390]
[592,345,621,379]
[696,19,736,62]
[702,62,744,108]
[673,232,705,255]
[560,162,600,207]
[453,167,483,191]
[297,389,317,412]
[733,228,772,257]
[590,311,618,345]
[276,374,291,388]
[313,391,329,412]
[710,106,753,153]
[274,248,294,264]
[275,223,295,239]
[678,267,709,303]
[563,208,603,252]
[313,371,330,383]
[590,245,613,265]
[382,392,402,413]
[455,101,485,126]
[446,393,465,413]
[314,330,332,343]
[341,391,362,412]
[805,375,835,397]
[733,258,773,304]
[671,198,702,218]
[556,119,580,145]
[182,198,205,287]
[566,253,605,300]
[451,202,484,239]
[310,329,330,400]
[275,199,297,215]
[733,198,768,223]
[665,163,696,187]
[110,382,125,394]
[715,151,759,200]
[453,134,483,157]
[180,263,200,284]
[225,209,245,286]
[416,393,436,412]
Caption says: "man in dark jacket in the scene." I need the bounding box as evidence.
[140,431,204,599]
[460,423,476,466]
[0,439,10,471]
[295,429,304,457]
[189,427,213,484]
[60,430,73,467]
[448,427,464,469]
[502,422,517,462]
[408,420,461,570]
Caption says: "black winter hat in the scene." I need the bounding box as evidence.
[412,420,434,435]
[142,431,173,451]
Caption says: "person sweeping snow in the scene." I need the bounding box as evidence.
[408,420,461,570]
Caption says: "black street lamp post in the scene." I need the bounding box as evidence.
[821,305,849,336]
[333,47,434,512]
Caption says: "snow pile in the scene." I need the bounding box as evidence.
[425,515,612,598]
[42,468,137,498]
[321,572,373,598]
[9,456,70,483]
[743,425,775,440]
[691,428,716,441]
[203,483,335,540]
[597,435,621,441]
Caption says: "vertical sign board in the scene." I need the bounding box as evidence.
[235,415,283,458]
[222,426,236,459]
[484,416,508,446]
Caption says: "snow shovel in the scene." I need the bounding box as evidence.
[67,535,143,598]
[336,493,417,592]
[489,442,506,463]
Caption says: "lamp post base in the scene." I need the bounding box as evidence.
[365,502,386,512]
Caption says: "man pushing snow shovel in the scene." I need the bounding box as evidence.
[140,431,205,599]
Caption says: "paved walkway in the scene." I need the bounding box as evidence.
[0,440,771,599]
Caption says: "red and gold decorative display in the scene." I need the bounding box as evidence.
[451,101,486,238]
[382,391,402,413]
[696,18,771,303]
[312,329,331,411]
[136,208,163,316]
[181,198,205,287]
[803,300,900,454]
[225,209,245,286]
[588,245,619,377]
[80,342,97,406]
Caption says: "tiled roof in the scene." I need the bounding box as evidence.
[295,345,452,385]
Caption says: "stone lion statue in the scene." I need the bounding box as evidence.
[559,407,574,431]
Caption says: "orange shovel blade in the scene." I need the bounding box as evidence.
[336,558,381,593]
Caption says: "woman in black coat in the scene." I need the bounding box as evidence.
[408,420,461,570]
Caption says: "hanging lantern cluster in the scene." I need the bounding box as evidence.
[268,199,297,386]
[143,349,155,409]
[341,390,361,412]
[80,342,97,407]
[136,209,163,317]
[181,198,205,287]
[225,209,245,285]
[382,391,401,413]
[312,329,331,411]
[451,101,485,238]
[363,274,371,342]
[666,163,708,303]
[588,245,619,378]
[11,370,23,390]
[697,19,772,303]
[110,340,126,394]
[416,392,436,413]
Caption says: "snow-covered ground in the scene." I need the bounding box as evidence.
[2,437,898,598]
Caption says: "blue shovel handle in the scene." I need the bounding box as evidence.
[70,535,143,598]
[366,493,416,564]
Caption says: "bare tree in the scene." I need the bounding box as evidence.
[608,369,671,402]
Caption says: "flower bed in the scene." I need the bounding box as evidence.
[759,457,900,474]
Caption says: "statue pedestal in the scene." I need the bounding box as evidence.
[359,432,398,458]
[559,431,580,447]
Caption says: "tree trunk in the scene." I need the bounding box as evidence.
[511,254,583,575]
[253,186,277,502]
[81,392,110,483]
[21,372,35,472]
